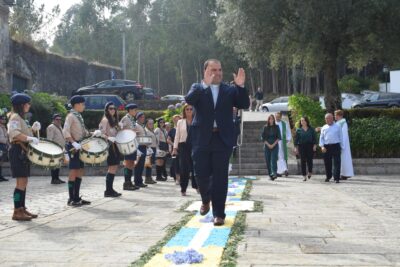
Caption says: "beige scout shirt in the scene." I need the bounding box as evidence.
[63,112,89,142]
[120,114,137,131]
[46,123,65,147]
[0,125,9,145]
[99,117,118,137]
[7,113,33,142]
[154,127,168,143]
[146,128,157,148]
[135,123,147,137]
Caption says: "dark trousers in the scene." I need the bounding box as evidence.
[323,143,341,181]
[178,142,197,193]
[134,145,146,185]
[264,145,278,176]
[192,132,232,219]
[51,168,60,181]
[298,143,314,176]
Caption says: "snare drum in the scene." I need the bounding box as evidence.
[115,129,137,155]
[79,137,109,165]
[156,149,168,158]
[28,139,64,168]
[136,136,153,145]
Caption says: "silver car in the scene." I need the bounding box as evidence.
[260,96,289,112]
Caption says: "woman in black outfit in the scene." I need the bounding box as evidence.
[294,116,317,181]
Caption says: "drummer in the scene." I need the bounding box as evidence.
[134,112,149,188]
[99,102,122,198]
[63,95,95,207]
[46,114,66,184]
[119,103,140,191]
[8,93,41,221]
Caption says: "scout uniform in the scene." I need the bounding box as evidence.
[144,125,157,184]
[154,118,169,181]
[119,103,139,190]
[46,114,66,184]
[99,101,122,197]
[8,93,39,221]
[63,95,90,206]
[133,112,148,187]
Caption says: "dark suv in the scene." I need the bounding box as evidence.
[74,79,144,101]
[352,92,400,108]
[66,95,126,111]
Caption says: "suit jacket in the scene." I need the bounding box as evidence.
[185,82,249,150]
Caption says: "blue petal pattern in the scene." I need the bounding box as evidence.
[165,249,204,264]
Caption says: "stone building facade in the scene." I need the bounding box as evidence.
[0,1,121,96]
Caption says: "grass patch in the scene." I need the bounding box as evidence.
[130,207,194,267]
[178,200,194,212]
[254,200,264,212]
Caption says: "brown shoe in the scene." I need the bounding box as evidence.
[213,217,225,226]
[200,203,210,216]
[23,208,38,219]
[12,208,32,221]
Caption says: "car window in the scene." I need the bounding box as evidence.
[88,96,105,109]
[368,94,379,101]
[270,98,281,104]
[112,80,125,86]
[97,81,112,88]
[281,97,289,103]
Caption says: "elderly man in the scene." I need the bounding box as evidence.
[47,114,66,184]
[319,113,344,183]
[186,59,249,226]
[275,112,291,177]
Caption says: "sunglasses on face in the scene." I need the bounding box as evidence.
[54,118,62,121]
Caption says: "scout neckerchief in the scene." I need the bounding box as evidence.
[138,122,147,135]
[70,109,87,138]
[53,123,64,136]
[127,114,136,127]
[280,121,288,161]
[337,118,346,128]
[158,127,168,142]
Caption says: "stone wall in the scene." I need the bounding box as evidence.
[6,40,122,96]
[0,3,9,91]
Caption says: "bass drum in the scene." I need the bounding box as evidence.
[28,138,64,168]
[115,129,137,155]
[79,137,109,165]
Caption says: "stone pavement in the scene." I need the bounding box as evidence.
[0,175,200,266]
[237,175,400,267]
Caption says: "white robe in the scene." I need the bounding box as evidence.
[338,119,354,177]
[276,120,292,174]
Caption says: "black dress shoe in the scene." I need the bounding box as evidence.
[104,190,122,198]
[0,176,9,182]
[58,179,66,183]
[68,199,82,207]
[78,198,91,205]
[335,180,340,183]
[340,176,348,180]
[325,178,330,182]
[285,171,289,177]
[200,203,210,216]
[51,179,62,185]
[156,177,167,181]
[136,183,148,188]
[213,217,225,226]
[277,174,282,177]
[123,181,139,191]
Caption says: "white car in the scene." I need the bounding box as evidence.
[161,95,185,101]
[260,96,289,112]
[319,93,362,109]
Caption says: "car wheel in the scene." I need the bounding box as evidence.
[125,92,135,101]
[262,106,269,112]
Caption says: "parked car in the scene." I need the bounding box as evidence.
[260,96,289,112]
[161,95,185,101]
[143,88,159,100]
[66,95,126,111]
[352,92,400,108]
[74,79,144,101]
[319,93,363,109]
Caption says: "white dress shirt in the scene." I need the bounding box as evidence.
[319,123,344,150]
[202,81,219,127]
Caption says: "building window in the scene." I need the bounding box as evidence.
[12,75,28,92]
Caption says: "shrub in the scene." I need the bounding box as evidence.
[349,117,400,157]
[0,93,11,112]
[338,75,379,94]
[344,108,400,124]
[288,94,325,128]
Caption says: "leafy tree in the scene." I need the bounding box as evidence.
[216,0,400,112]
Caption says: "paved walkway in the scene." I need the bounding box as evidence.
[0,176,199,266]
[237,175,400,267]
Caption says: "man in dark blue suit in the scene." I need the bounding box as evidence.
[185,59,250,226]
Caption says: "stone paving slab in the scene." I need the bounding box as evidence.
[238,175,400,267]
[0,175,199,266]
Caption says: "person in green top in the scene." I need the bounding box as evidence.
[261,114,281,180]
[294,116,317,181]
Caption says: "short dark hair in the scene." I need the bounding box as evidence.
[204,59,221,71]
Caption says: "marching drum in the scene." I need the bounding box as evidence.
[156,149,168,158]
[115,129,137,155]
[136,136,153,146]
[79,137,109,165]
[28,139,64,168]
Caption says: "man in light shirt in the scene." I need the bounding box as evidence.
[319,113,344,183]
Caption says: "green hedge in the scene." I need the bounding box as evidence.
[82,110,165,130]
[288,94,325,128]
[344,108,400,123]
[349,117,400,157]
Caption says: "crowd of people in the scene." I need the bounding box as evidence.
[2,59,249,227]
[261,110,354,183]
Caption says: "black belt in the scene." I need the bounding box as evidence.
[212,128,219,132]
[325,143,340,146]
